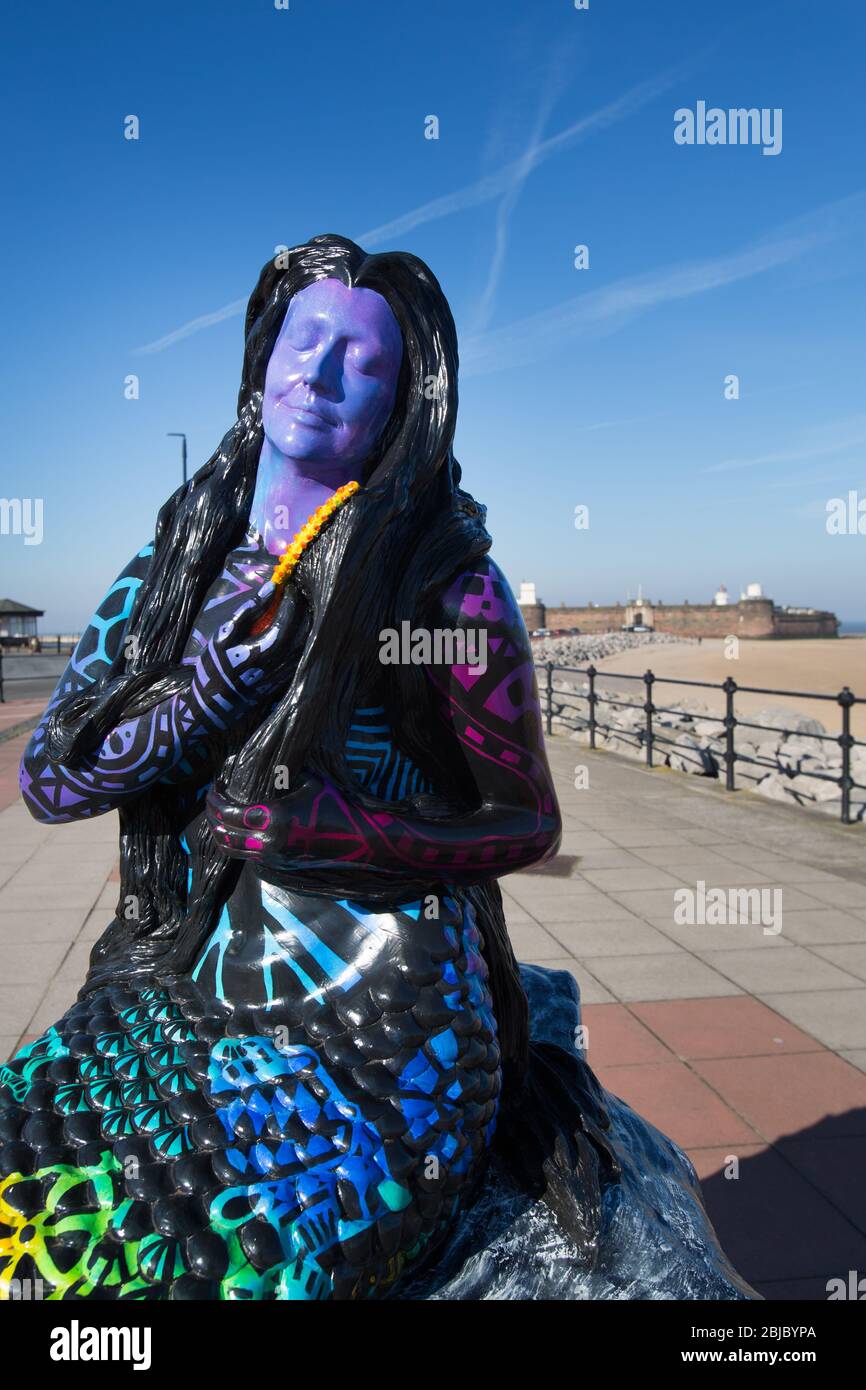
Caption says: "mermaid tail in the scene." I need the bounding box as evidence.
[0,898,501,1301]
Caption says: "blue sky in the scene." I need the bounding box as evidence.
[1,0,864,629]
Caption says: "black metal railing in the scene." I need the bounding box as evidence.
[537,661,864,825]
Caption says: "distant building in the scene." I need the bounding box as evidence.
[517,584,838,639]
[0,598,43,647]
[517,581,538,607]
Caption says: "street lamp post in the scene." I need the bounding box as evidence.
[167,432,188,485]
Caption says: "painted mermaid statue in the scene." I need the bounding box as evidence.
[0,236,754,1301]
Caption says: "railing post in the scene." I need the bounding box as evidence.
[644,669,655,768]
[838,687,854,825]
[0,647,4,703]
[587,664,597,750]
[545,661,553,736]
[723,676,737,792]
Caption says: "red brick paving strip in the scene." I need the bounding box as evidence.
[0,729,31,812]
[585,997,866,1298]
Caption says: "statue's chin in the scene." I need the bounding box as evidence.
[263,428,342,467]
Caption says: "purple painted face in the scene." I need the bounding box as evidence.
[262,278,403,468]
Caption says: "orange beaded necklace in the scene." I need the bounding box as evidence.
[249,479,360,635]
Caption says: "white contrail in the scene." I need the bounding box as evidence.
[133,64,689,356]
[459,232,823,377]
[135,296,247,356]
[470,66,564,336]
[356,62,690,246]
[706,415,866,474]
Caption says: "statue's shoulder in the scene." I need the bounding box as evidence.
[438,553,522,632]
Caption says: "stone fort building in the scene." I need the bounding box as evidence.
[517,582,838,639]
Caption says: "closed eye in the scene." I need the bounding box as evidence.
[281,316,324,353]
[351,352,386,377]
[285,334,319,353]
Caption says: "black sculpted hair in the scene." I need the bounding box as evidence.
[51,235,530,1078]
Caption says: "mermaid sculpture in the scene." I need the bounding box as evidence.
[0,237,754,1301]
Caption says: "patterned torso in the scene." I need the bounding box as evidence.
[0,536,502,1300]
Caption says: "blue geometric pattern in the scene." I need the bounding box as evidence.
[206,1036,413,1300]
[345,705,431,800]
[67,543,153,692]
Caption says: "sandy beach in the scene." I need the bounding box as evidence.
[588,637,866,741]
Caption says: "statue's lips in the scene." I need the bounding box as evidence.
[280,401,335,430]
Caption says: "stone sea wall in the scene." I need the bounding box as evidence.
[532,629,699,665]
[521,600,838,640]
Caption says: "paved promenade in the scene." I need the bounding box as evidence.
[1,719,865,1299]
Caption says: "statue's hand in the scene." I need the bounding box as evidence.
[192,581,301,719]
[205,771,368,876]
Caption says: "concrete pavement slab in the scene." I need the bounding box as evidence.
[679,829,743,846]
[0,909,91,944]
[506,922,567,960]
[0,840,41,863]
[0,939,72,984]
[536,958,614,1004]
[55,938,103,980]
[26,978,82,1036]
[758,989,866,1052]
[564,848,648,870]
[811,939,866,984]
[578,951,742,1002]
[507,889,640,923]
[581,828,699,848]
[645,914,787,951]
[0,984,47,1036]
[600,887,682,919]
[557,832,620,852]
[78,908,118,941]
[698,841,847,872]
[694,946,864,994]
[715,858,843,886]
[546,915,675,957]
[0,884,108,911]
[578,865,688,892]
[628,846,763,871]
[772,908,866,946]
[793,880,866,910]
